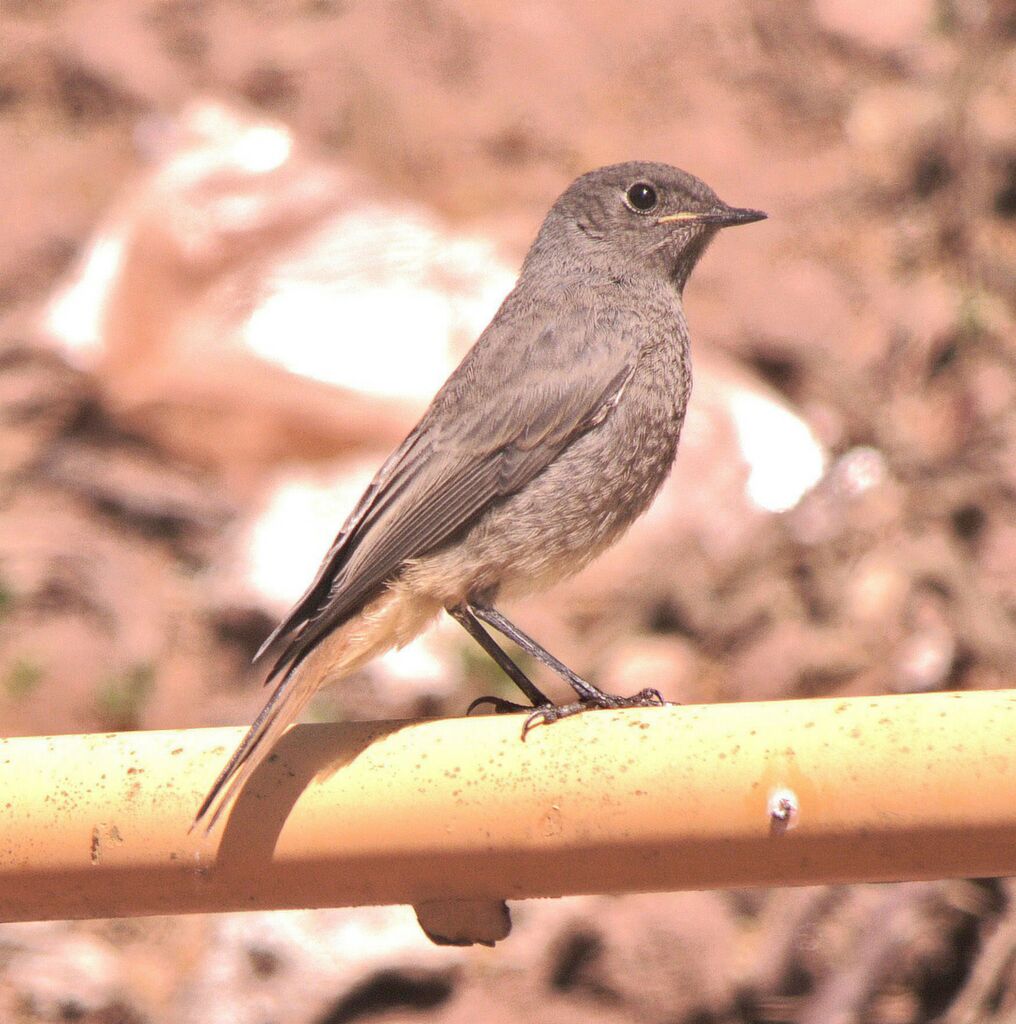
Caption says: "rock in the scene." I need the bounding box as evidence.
[175,907,460,1024]
[5,926,122,1020]
[814,0,933,53]
[43,100,514,483]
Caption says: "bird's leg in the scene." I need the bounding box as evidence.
[469,602,668,735]
[447,604,552,714]
[470,603,600,700]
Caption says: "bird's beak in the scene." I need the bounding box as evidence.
[657,206,768,227]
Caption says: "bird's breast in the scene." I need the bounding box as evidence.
[414,328,691,604]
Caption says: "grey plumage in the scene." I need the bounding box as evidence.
[194,161,765,830]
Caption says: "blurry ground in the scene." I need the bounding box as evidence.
[1,0,1015,1022]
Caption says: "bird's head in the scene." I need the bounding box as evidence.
[528,161,766,292]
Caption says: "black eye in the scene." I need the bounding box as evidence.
[626,182,658,212]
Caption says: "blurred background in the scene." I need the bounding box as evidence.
[1,0,1015,1021]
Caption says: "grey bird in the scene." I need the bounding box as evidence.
[194,161,766,830]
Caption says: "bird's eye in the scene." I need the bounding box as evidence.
[626,182,658,212]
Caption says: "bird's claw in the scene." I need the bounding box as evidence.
[468,687,670,736]
[466,694,534,716]
[520,687,670,739]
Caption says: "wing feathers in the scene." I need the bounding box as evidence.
[257,296,636,693]
[253,428,428,664]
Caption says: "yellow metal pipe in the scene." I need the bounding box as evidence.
[2,690,1016,922]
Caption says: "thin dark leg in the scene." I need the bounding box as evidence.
[470,602,668,734]
[447,604,552,711]
[470,603,607,701]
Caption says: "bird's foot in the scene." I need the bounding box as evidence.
[520,687,669,739]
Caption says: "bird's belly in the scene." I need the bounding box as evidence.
[405,394,684,605]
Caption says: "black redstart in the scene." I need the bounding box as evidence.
[195,161,765,829]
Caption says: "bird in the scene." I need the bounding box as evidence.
[194,160,766,830]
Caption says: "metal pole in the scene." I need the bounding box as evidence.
[2,690,1014,922]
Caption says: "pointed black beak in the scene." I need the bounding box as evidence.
[657,205,767,228]
[711,205,767,226]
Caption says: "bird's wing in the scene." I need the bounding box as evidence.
[261,294,637,683]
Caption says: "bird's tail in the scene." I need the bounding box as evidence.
[191,661,321,833]
[192,581,441,833]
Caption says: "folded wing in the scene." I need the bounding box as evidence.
[261,294,637,685]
